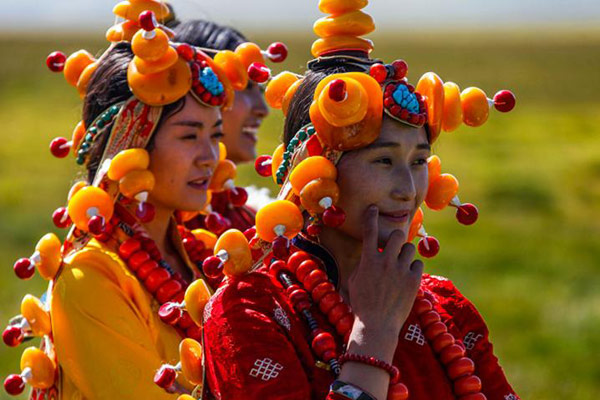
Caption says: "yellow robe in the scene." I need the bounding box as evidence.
[51,239,193,399]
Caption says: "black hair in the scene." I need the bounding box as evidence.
[172,20,247,53]
[82,42,184,183]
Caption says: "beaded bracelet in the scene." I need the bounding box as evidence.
[327,380,377,400]
[338,353,400,384]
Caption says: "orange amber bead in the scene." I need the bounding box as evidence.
[282,79,303,116]
[63,50,95,87]
[198,52,235,110]
[407,207,424,242]
[108,149,150,181]
[289,156,337,195]
[112,0,170,21]
[442,82,463,132]
[76,62,98,98]
[132,28,170,62]
[311,72,382,151]
[128,58,192,107]
[219,142,227,161]
[300,178,340,214]
[234,42,264,69]
[119,170,155,198]
[214,50,248,91]
[318,77,368,127]
[318,0,368,14]
[461,87,490,127]
[427,155,442,187]
[192,228,218,250]
[255,200,304,242]
[179,338,203,386]
[20,347,55,389]
[425,174,459,211]
[265,72,299,109]
[209,160,237,192]
[34,233,62,280]
[313,11,375,38]
[67,186,114,231]
[311,35,373,58]
[67,181,87,201]
[71,121,86,156]
[133,47,178,75]
[106,20,140,43]
[271,144,285,184]
[21,295,51,337]
[184,279,212,326]
[416,72,445,143]
[215,229,253,277]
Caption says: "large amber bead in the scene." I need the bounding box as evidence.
[219,143,227,161]
[63,50,95,87]
[215,229,253,277]
[76,62,98,99]
[71,121,86,155]
[184,279,212,326]
[21,295,51,337]
[265,72,299,109]
[407,208,424,242]
[255,200,304,242]
[461,87,490,127]
[425,174,459,211]
[133,46,178,75]
[20,347,55,389]
[300,178,340,214]
[179,338,203,386]
[416,72,445,143]
[132,28,170,62]
[214,50,248,91]
[192,229,218,250]
[289,156,337,195]
[318,77,368,127]
[271,144,285,184]
[282,79,303,116]
[34,234,62,280]
[106,20,140,43]
[427,155,442,187]
[209,160,237,192]
[108,149,150,181]
[67,186,114,231]
[319,0,368,14]
[442,82,463,133]
[234,42,264,69]
[119,170,155,198]
[311,35,373,58]
[128,58,192,107]
[313,11,375,38]
[112,0,170,21]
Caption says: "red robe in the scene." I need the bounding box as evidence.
[203,239,519,400]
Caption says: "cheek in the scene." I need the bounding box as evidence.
[335,162,381,234]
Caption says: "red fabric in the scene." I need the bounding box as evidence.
[203,269,519,400]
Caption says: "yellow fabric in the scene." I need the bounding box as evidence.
[51,239,191,400]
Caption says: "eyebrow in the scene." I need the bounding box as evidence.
[173,119,223,128]
[364,141,431,151]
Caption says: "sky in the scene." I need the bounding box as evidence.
[1,0,599,32]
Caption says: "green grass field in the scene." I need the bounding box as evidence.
[1,30,599,399]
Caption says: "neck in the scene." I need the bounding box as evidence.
[141,204,174,259]
[318,226,363,302]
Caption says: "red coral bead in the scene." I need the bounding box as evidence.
[328,79,347,102]
[458,393,487,400]
[254,155,273,177]
[87,215,106,236]
[387,382,409,400]
[3,374,25,396]
[269,260,287,279]
[303,269,328,291]
[286,251,311,273]
[493,90,516,113]
[447,357,476,380]
[335,313,355,336]
[322,206,345,228]
[328,303,352,326]
[137,261,159,281]
[272,236,290,260]
[267,42,288,63]
[13,258,35,280]
[202,256,224,279]
[52,207,72,229]
[156,280,183,304]
[413,299,433,315]
[305,134,323,156]
[2,326,24,347]
[176,43,195,61]
[177,312,194,329]
[391,60,408,80]
[243,227,256,241]
[139,10,158,31]
[119,239,142,261]
[186,325,203,341]
[145,268,171,293]
[440,343,466,365]
[296,259,318,282]
[424,321,448,341]
[158,302,182,325]
[418,236,440,258]
[247,62,270,83]
[306,223,322,237]
[46,51,67,72]
[153,365,177,389]
[432,332,456,353]
[456,203,479,226]
[289,288,310,304]
[50,137,70,158]
[311,281,335,302]
[205,212,227,235]
[420,310,441,328]
[400,109,409,120]
[311,332,336,358]
[319,292,343,314]
[136,202,155,223]
[369,63,388,83]
[454,375,482,396]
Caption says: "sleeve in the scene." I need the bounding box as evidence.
[431,278,520,400]
[51,253,180,400]
[203,274,313,400]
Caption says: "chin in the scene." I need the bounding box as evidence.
[178,193,209,212]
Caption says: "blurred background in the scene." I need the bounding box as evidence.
[0,1,599,399]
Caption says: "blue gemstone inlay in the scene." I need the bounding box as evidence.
[392,85,419,114]
[199,67,224,96]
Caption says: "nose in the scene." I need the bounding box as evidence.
[250,89,269,119]
[194,139,219,171]
[391,166,417,202]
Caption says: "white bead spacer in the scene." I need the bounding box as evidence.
[273,224,286,237]
[21,367,32,383]
[216,249,229,262]
[30,252,41,267]
[449,195,462,208]
[86,207,99,218]
[318,197,333,210]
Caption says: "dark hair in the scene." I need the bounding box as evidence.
[83,42,184,183]
[172,20,247,53]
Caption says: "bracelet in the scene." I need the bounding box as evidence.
[338,353,400,384]
[327,380,377,400]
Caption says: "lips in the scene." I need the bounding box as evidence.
[241,122,261,143]
[188,176,210,190]
[379,209,411,224]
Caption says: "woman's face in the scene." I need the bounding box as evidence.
[334,117,431,246]
[148,94,223,213]
[221,82,269,164]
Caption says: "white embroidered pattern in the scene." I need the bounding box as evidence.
[249,358,283,381]
[464,331,483,351]
[504,394,519,400]
[273,306,291,331]
[404,324,425,346]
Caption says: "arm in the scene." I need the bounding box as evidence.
[51,251,181,400]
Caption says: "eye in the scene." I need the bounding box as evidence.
[211,131,225,140]
[374,157,392,165]
[412,158,428,166]
[181,133,197,140]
